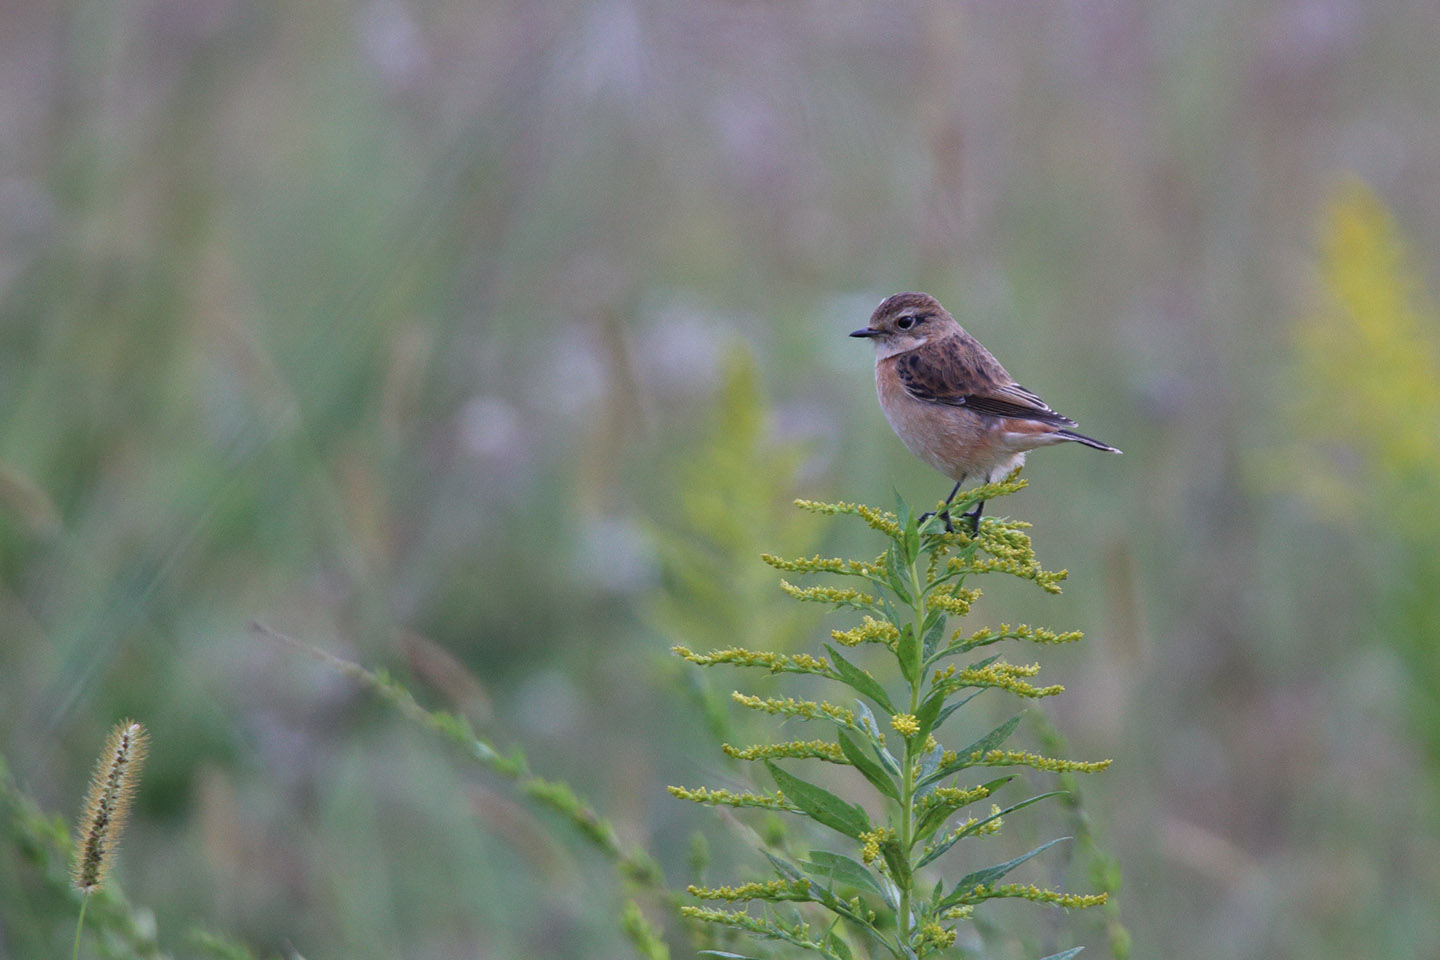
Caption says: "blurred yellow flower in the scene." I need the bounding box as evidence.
[1290,179,1440,534]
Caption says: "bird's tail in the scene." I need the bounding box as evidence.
[1056,429,1122,454]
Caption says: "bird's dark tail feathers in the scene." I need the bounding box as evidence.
[1056,429,1122,454]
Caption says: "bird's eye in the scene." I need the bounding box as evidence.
[896,315,916,330]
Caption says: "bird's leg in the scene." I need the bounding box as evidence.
[920,478,966,533]
[961,499,986,535]
[959,472,988,534]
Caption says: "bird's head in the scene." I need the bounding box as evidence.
[850,292,956,357]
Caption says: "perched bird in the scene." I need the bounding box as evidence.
[851,292,1120,532]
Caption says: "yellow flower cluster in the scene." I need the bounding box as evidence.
[792,499,901,537]
[687,878,811,901]
[960,623,1083,646]
[731,692,857,728]
[778,579,876,607]
[890,713,920,737]
[761,552,886,578]
[928,805,1005,853]
[667,785,793,810]
[936,661,1063,699]
[673,645,831,674]
[927,583,981,616]
[918,922,957,948]
[970,750,1111,774]
[858,826,895,865]
[964,883,1108,908]
[920,783,993,811]
[722,739,846,763]
[830,616,900,648]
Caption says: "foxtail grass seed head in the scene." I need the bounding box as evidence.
[72,721,148,893]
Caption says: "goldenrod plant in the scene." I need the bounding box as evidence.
[671,474,1110,959]
[1289,179,1440,778]
[649,348,821,744]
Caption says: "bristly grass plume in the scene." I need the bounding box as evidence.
[73,720,148,894]
[670,473,1112,960]
[71,720,148,960]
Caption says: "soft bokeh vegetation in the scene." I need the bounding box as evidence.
[3,1,1440,958]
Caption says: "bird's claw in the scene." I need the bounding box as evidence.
[918,509,957,534]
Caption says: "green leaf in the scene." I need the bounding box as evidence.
[700,952,765,960]
[826,933,855,960]
[827,646,895,713]
[914,689,944,744]
[851,698,882,739]
[761,848,805,882]
[879,835,911,889]
[837,730,899,800]
[896,625,919,685]
[851,701,902,775]
[903,518,920,568]
[919,714,1023,788]
[933,689,984,732]
[976,774,1016,796]
[1037,949,1084,960]
[916,792,1068,867]
[800,850,886,897]
[938,837,1072,909]
[921,612,947,660]
[917,744,944,782]
[884,545,913,604]
[766,762,871,839]
[915,775,1015,839]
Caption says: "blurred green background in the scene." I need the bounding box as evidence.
[3,0,1440,957]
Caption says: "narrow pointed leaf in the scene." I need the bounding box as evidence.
[921,613,947,660]
[916,792,1068,867]
[933,689,984,731]
[915,775,1016,839]
[837,730,899,800]
[897,625,918,684]
[938,837,1072,909]
[884,546,913,604]
[914,689,944,744]
[1037,949,1084,960]
[919,714,1023,788]
[766,761,870,839]
[799,850,886,897]
[918,744,944,782]
[879,836,911,889]
[852,701,902,776]
[761,847,805,882]
[827,646,895,713]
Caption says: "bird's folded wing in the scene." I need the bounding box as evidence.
[895,343,1077,427]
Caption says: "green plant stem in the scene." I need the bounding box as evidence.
[895,547,927,952]
[72,894,88,960]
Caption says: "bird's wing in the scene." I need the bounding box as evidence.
[895,337,1078,427]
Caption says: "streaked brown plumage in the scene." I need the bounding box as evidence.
[852,292,1120,530]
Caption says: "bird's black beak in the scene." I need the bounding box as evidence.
[849,328,881,338]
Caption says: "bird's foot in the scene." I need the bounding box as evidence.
[918,509,957,534]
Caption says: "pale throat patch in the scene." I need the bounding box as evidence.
[874,335,928,360]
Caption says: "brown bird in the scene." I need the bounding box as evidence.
[851,292,1120,532]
